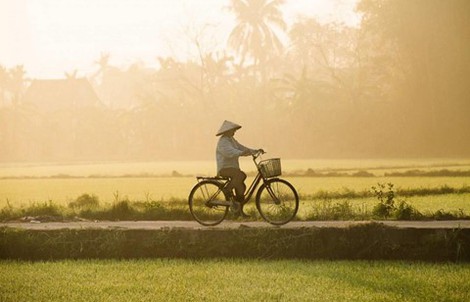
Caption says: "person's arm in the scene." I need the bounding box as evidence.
[217,137,244,158]
[232,138,257,156]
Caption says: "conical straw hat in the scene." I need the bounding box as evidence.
[216,120,242,136]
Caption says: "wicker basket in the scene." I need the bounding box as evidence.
[259,158,281,178]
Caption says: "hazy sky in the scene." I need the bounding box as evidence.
[1,0,360,78]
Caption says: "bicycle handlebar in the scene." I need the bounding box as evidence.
[251,149,266,160]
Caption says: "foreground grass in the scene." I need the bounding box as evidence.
[0,259,469,302]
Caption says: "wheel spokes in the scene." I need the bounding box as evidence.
[189,181,229,226]
[257,180,298,225]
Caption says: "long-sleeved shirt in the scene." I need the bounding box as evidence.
[216,136,254,174]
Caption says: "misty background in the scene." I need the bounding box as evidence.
[1,0,469,162]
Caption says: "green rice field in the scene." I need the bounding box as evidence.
[1,259,469,302]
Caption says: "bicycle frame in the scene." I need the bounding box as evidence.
[197,151,274,204]
[241,153,275,202]
[242,170,263,202]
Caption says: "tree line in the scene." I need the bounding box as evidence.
[1,0,469,162]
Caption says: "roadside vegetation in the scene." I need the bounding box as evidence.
[1,181,469,222]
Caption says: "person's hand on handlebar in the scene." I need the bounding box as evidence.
[242,149,265,156]
[251,149,265,157]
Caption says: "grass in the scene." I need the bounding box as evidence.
[2,183,470,222]
[0,199,192,222]
[1,192,469,222]
[293,193,470,220]
[0,259,469,301]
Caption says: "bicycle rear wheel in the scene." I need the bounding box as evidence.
[188,180,229,226]
[256,178,299,225]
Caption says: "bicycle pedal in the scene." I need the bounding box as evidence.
[230,201,241,213]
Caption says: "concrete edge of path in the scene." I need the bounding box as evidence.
[1,220,470,230]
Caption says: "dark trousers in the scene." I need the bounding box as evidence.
[219,167,247,203]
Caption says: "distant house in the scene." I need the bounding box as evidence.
[22,78,102,112]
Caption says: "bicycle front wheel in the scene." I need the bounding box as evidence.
[256,178,299,225]
[188,180,229,226]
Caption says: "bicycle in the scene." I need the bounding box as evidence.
[188,151,299,226]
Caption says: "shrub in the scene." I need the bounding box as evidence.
[0,200,15,221]
[394,200,422,220]
[108,200,137,220]
[308,199,359,220]
[69,194,100,210]
[430,208,470,220]
[133,201,165,220]
[24,201,63,217]
[372,203,391,218]
[372,183,395,218]
[372,182,422,220]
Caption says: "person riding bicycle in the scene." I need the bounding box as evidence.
[216,120,262,216]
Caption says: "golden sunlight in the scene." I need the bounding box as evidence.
[1,0,359,78]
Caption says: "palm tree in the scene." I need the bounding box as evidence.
[227,0,286,69]
[93,52,110,84]
[92,52,112,106]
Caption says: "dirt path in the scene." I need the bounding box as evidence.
[2,220,470,230]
